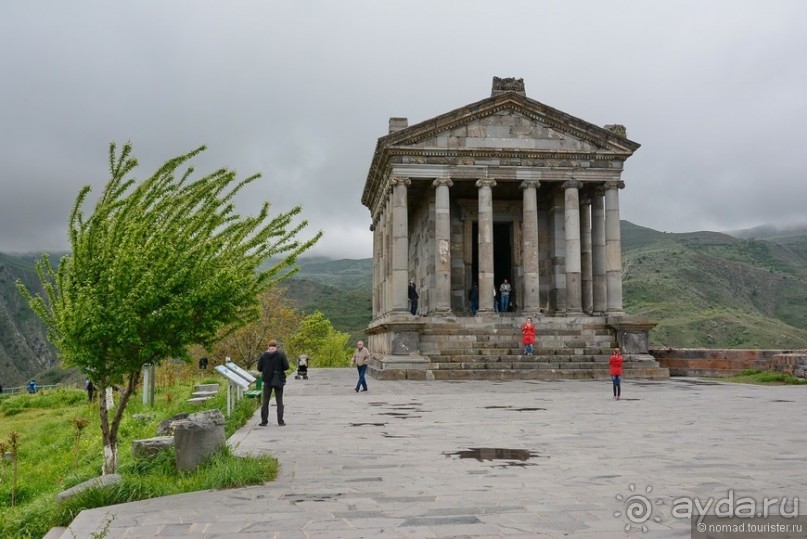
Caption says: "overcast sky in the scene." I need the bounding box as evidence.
[2,1,806,259]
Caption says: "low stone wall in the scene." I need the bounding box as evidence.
[650,348,806,377]
[771,352,807,378]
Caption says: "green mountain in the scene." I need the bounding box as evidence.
[621,222,807,348]
[3,222,806,385]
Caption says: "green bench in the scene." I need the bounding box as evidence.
[244,377,262,399]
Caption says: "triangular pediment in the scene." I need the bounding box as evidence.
[378,93,639,155]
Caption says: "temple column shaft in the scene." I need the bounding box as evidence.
[433,178,453,313]
[591,187,607,314]
[371,220,380,317]
[605,180,625,313]
[382,194,392,314]
[521,180,540,312]
[580,194,593,314]
[564,180,583,314]
[391,177,410,312]
[476,179,497,312]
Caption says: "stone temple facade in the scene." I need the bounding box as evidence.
[361,77,667,380]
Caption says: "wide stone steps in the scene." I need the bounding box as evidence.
[371,365,669,381]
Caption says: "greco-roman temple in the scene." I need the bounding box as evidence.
[361,77,668,380]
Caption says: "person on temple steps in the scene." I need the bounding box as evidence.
[610,347,624,400]
[521,317,536,355]
[468,282,479,315]
[351,340,371,392]
[408,279,419,315]
[499,279,512,312]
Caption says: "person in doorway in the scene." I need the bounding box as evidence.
[493,285,499,312]
[468,282,479,315]
[521,317,536,355]
[610,347,624,400]
[351,340,371,392]
[408,279,419,315]
[499,279,512,312]
[257,339,289,426]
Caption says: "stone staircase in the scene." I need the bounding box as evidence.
[369,315,669,381]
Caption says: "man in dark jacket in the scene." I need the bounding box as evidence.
[408,279,419,315]
[257,339,290,426]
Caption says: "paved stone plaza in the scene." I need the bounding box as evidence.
[59,368,807,538]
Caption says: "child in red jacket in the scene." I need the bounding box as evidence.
[609,348,624,400]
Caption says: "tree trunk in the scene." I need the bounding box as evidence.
[98,372,138,475]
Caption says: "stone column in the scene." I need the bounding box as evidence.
[605,180,625,313]
[433,177,453,313]
[370,220,380,317]
[580,193,593,314]
[391,177,410,313]
[520,180,540,312]
[563,180,583,314]
[591,186,607,314]
[476,178,497,312]
[382,194,392,315]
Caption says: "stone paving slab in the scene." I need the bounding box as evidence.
[59,369,807,538]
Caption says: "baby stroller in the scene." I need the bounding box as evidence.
[294,354,309,380]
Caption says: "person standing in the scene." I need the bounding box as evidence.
[257,339,290,426]
[468,282,479,315]
[499,279,512,312]
[351,340,371,392]
[408,279,419,315]
[521,317,536,355]
[610,347,624,400]
[85,379,96,401]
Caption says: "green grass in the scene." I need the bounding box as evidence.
[717,369,807,385]
[0,366,276,538]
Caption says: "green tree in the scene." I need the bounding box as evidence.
[286,311,351,368]
[18,143,321,474]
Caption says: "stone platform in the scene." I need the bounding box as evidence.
[369,314,668,381]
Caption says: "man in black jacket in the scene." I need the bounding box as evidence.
[257,339,290,426]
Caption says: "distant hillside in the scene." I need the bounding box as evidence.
[621,221,807,348]
[0,253,59,387]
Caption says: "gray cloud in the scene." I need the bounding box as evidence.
[2,0,806,258]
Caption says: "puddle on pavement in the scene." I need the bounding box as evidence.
[349,422,387,427]
[671,379,721,386]
[484,405,546,411]
[444,447,544,466]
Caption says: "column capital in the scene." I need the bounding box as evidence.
[432,177,454,188]
[563,179,583,190]
[605,180,625,190]
[390,176,411,187]
[475,178,497,188]
[519,180,541,190]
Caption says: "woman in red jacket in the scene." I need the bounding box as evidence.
[521,317,536,355]
[609,347,624,400]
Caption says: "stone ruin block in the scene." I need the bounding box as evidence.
[173,409,226,472]
[132,436,175,459]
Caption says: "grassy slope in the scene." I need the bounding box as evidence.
[621,222,807,348]
[0,364,274,538]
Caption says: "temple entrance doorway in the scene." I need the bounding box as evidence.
[470,221,514,311]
